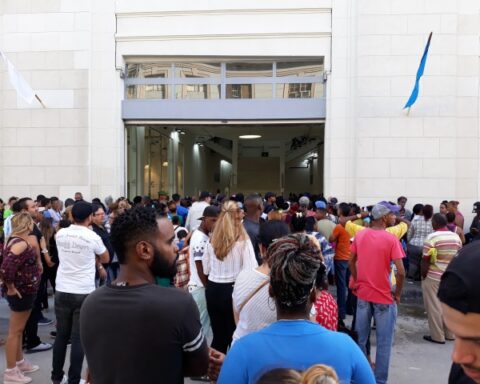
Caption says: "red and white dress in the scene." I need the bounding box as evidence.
[314,291,338,331]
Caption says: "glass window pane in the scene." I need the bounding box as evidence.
[276,83,324,99]
[226,84,272,99]
[175,84,220,99]
[276,61,324,77]
[126,85,169,99]
[226,62,272,78]
[175,63,221,78]
[126,63,171,79]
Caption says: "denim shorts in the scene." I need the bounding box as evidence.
[6,293,36,312]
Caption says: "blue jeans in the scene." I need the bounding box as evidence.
[355,298,397,384]
[51,292,88,384]
[334,260,349,320]
[190,286,211,339]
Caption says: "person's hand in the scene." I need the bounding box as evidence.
[394,294,401,304]
[471,228,479,235]
[37,263,44,275]
[7,286,22,298]
[208,347,225,381]
[99,267,107,281]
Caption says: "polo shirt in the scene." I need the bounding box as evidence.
[218,320,375,384]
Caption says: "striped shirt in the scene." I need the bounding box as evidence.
[232,269,274,343]
[422,229,462,281]
[408,217,434,247]
[202,239,258,283]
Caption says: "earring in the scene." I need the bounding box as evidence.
[268,297,276,311]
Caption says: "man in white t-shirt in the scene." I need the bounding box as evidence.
[185,191,211,232]
[188,205,219,339]
[52,201,109,384]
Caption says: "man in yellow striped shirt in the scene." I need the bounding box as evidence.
[421,213,462,344]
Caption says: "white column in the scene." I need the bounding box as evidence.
[279,141,285,196]
[232,139,238,192]
[168,131,179,197]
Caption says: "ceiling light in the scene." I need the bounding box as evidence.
[162,162,168,167]
[239,135,262,139]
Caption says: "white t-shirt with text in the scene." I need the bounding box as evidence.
[55,225,107,294]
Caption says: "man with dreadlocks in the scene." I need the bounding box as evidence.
[217,233,374,384]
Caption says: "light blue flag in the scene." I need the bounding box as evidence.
[404,32,433,109]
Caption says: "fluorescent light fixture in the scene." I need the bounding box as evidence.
[239,134,262,139]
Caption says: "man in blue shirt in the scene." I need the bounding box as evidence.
[217,234,374,384]
[173,193,189,225]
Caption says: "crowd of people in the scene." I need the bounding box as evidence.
[0,191,479,384]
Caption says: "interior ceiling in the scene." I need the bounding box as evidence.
[150,123,325,142]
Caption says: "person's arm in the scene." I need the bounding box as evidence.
[93,236,109,264]
[40,235,55,267]
[27,234,43,275]
[407,222,414,242]
[2,241,28,298]
[329,225,339,243]
[387,222,408,240]
[457,227,466,245]
[96,250,109,265]
[208,348,225,382]
[421,241,432,280]
[392,258,405,304]
[338,212,369,226]
[396,216,411,228]
[195,260,208,287]
[348,251,358,281]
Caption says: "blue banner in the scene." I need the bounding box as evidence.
[404,32,433,109]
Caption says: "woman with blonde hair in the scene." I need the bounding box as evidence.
[1,213,42,383]
[203,200,258,353]
[302,364,339,384]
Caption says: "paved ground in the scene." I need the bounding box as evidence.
[0,281,452,383]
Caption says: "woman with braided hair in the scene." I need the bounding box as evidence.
[202,200,258,353]
[217,233,374,384]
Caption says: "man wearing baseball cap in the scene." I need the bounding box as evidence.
[189,205,220,340]
[349,203,406,384]
[438,243,480,383]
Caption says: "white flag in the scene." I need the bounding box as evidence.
[0,50,36,104]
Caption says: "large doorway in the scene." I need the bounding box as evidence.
[126,123,324,199]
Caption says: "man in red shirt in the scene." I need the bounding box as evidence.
[349,203,406,384]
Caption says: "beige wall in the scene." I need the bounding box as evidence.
[0,0,124,201]
[325,0,480,225]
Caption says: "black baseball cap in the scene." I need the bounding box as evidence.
[438,242,480,314]
[198,205,220,220]
[71,201,93,222]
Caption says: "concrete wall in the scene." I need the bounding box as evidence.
[325,0,480,224]
[0,0,124,201]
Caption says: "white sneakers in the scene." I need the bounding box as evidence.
[3,359,39,384]
[3,366,32,384]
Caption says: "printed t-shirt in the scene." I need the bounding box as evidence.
[55,225,107,294]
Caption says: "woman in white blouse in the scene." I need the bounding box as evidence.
[202,200,257,353]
